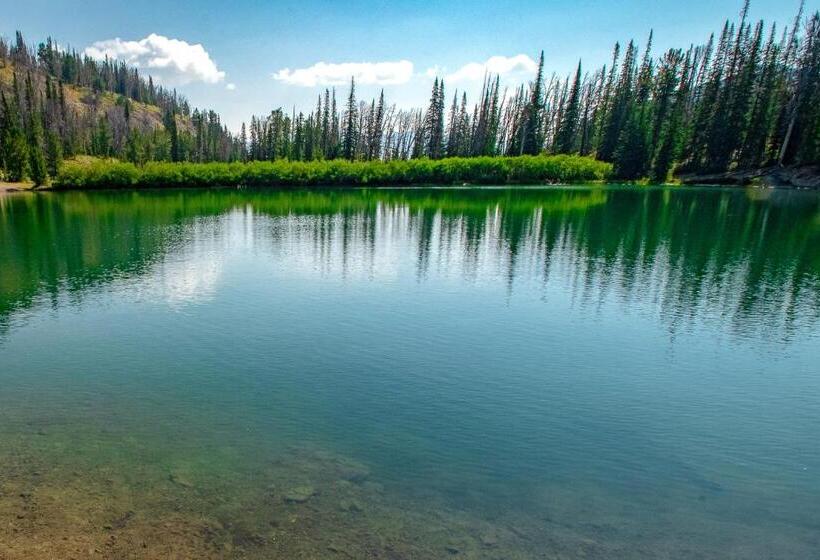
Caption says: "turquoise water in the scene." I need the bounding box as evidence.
[0,186,818,558]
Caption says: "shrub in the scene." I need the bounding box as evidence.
[53,155,613,190]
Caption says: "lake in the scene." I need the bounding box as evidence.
[0,186,818,559]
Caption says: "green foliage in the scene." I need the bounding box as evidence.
[0,92,29,182]
[45,130,63,177]
[522,51,546,155]
[5,5,820,184]
[342,78,357,161]
[424,78,446,159]
[53,155,611,190]
[555,61,583,153]
[28,142,48,185]
[613,107,650,180]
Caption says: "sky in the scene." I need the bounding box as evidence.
[3,0,807,132]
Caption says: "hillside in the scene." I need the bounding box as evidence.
[0,33,238,184]
[0,59,169,134]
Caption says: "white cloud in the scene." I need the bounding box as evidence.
[424,65,444,79]
[226,83,236,91]
[273,60,414,87]
[84,33,226,85]
[436,54,538,83]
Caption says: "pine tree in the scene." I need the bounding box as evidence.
[26,111,48,185]
[320,89,331,158]
[703,21,737,171]
[0,92,29,181]
[555,61,583,153]
[45,129,62,176]
[613,107,649,179]
[598,41,637,161]
[651,50,691,182]
[594,43,621,155]
[239,122,248,162]
[446,90,460,157]
[424,78,445,159]
[779,9,820,165]
[163,109,180,162]
[794,12,820,164]
[739,24,780,167]
[522,51,545,155]
[370,90,385,160]
[91,116,111,157]
[342,78,357,161]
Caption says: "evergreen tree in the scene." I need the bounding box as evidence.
[91,116,111,157]
[26,109,48,185]
[45,129,62,176]
[239,122,248,162]
[739,24,780,167]
[342,78,357,161]
[613,106,649,179]
[522,51,545,155]
[424,78,445,159]
[0,92,29,181]
[594,43,621,154]
[651,50,690,182]
[446,90,460,157]
[598,41,637,161]
[163,109,180,162]
[555,61,583,153]
[370,90,385,160]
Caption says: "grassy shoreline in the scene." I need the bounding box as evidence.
[52,155,611,190]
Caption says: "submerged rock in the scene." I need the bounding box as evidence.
[335,460,370,483]
[283,485,316,503]
[168,472,194,488]
[339,499,364,513]
[327,541,353,555]
[479,531,499,548]
[362,481,383,494]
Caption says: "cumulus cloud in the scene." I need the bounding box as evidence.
[84,33,226,85]
[424,65,444,79]
[436,54,538,83]
[273,60,414,87]
[226,83,236,91]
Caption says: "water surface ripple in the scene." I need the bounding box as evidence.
[0,186,818,559]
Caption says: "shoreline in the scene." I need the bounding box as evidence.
[679,164,820,189]
[0,181,37,194]
[3,164,819,194]
[4,181,817,194]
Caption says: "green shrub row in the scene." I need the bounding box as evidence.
[53,155,612,189]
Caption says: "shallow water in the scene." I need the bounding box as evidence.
[0,186,818,559]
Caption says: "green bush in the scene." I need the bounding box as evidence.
[53,155,612,190]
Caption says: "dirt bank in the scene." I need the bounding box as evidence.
[0,181,37,194]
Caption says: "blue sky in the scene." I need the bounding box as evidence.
[5,0,805,131]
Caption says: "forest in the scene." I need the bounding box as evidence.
[1,0,818,186]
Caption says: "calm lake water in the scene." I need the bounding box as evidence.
[0,186,818,559]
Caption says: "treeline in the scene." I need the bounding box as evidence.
[2,1,819,186]
[241,1,819,180]
[0,32,240,184]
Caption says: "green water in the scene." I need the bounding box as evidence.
[0,186,818,559]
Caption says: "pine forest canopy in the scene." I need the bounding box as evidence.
[0,0,818,186]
